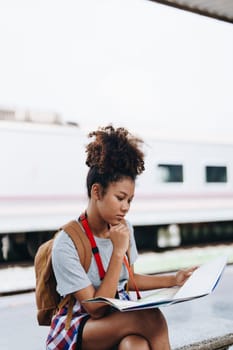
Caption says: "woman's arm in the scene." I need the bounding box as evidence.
[73,249,126,318]
[74,222,130,318]
[128,266,197,291]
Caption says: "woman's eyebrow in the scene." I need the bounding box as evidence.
[117,191,134,199]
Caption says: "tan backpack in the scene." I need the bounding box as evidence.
[34,220,92,328]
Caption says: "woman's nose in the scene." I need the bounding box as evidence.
[121,201,130,212]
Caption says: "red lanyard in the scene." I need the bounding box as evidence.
[79,213,105,280]
[123,255,141,300]
[79,212,141,299]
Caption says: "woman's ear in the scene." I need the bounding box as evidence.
[91,183,101,200]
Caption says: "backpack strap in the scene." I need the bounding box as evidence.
[61,220,92,272]
[58,220,92,330]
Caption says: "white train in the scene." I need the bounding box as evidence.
[1,110,233,260]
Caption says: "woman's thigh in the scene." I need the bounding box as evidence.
[81,308,167,350]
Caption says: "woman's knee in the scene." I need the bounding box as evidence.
[118,335,150,350]
[137,308,169,334]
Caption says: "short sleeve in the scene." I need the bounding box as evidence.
[127,220,138,265]
[52,230,92,296]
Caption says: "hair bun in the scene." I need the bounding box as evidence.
[86,125,144,177]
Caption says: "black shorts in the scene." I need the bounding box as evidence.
[76,315,90,350]
[76,315,118,350]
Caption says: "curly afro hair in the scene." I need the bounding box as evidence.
[85,125,145,197]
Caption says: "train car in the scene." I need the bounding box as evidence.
[130,133,233,249]
[1,109,233,260]
[0,109,88,260]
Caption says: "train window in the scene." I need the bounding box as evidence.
[205,166,227,183]
[157,164,183,183]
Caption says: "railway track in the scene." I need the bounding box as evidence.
[1,240,233,267]
[1,241,233,297]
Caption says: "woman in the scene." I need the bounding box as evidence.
[46,125,195,350]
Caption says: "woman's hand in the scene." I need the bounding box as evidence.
[175,266,198,286]
[109,222,130,257]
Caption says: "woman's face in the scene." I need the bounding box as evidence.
[97,177,135,226]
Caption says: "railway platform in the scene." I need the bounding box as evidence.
[0,265,232,350]
[0,247,232,350]
[163,264,233,350]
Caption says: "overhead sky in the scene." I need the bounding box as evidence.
[0,0,232,139]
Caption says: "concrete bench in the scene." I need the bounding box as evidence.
[161,265,233,350]
[174,334,233,350]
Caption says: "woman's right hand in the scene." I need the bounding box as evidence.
[109,222,130,257]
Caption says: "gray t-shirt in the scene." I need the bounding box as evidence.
[52,219,138,297]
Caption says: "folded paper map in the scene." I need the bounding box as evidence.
[83,255,227,312]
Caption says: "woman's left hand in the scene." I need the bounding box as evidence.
[175,266,198,286]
